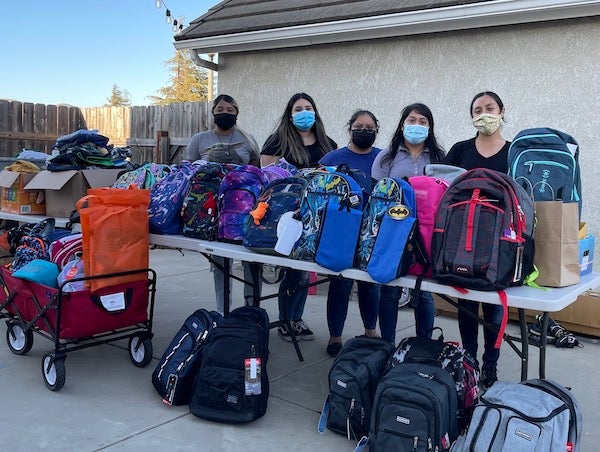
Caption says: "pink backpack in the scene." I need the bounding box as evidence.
[49,233,83,270]
[408,176,449,277]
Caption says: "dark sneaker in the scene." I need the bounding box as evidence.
[277,323,294,342]
[481,365,498,390]
[527,322,556,345]
[326,342,343,357]
[294,319,315,341]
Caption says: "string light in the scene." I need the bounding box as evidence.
[154,0,185,33]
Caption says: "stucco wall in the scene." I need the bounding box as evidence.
[217,17,600,242]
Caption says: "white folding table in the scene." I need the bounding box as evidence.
[149,234,600,380]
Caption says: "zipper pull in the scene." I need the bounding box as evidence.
[428,437,433,451]
[412,436,418,451]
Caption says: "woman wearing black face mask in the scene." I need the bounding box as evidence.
[318,110,382,356]
[185,94,262,315]
[186,94,260,166]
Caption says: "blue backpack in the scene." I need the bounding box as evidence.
[243,176,308,255]
[358,178,419,284]
[148,162,197,235]
[292,170,364,272]
[508,127,581,214]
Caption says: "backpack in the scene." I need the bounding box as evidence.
[11,218,55,271]
[49,233,83,270]
[112,162,171,190]
[181,162,237,240]
[431,168,535,291]
[508,127,581,215]
[451,380,574,452]
[148,162,197,235]
[292,170,364,271]
[362,177,419,284]
[217,165,270,243]
[407,175,450,278]
[152,309,223,406]
[318,337,395,441]
[189,306,270,423]
[367,362,459,452]
[522,379,583,452]
[386,330,480,431]
[242,176,308,255]
[261,164,294,183]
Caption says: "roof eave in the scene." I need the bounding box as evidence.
[174,0,600,53]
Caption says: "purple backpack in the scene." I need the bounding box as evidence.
[218,165,270,242]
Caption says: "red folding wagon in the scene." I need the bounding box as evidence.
[0,265,156,391]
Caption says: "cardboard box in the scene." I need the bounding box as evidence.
[579,235,595,277]
[24,169,124,217]
[0,170,46,215]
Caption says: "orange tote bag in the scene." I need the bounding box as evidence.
[76,187,150,292]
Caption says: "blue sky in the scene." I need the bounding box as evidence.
[1,1,217,107]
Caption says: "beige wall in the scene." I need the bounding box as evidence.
[218,17,600,240]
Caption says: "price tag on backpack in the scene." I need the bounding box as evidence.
[244,358,262,395]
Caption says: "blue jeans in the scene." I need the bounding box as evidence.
[379,287,435,343]
[457,299,502,369]
[278,269,309,321]
[326,278,379,337]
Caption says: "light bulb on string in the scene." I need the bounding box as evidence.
[165,9,172,24]
[172,19,179,33]
[155,0,162,8]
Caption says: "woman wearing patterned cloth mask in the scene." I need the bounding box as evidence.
[371,103,445,343]
[444,91,510,390]
[261,92,337,342]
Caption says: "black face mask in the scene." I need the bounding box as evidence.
[351,129,376,149]
[214,113,237,130]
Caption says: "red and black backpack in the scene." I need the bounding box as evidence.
[431,168,535,291]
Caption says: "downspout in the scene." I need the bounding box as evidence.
[189,49,218,101]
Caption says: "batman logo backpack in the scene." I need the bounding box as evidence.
[356,177,419,284]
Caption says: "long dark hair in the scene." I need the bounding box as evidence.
[262,92,333,166]
[469,91,504,117]
[382,103,445,166]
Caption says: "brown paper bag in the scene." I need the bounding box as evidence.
[533,201,580,287]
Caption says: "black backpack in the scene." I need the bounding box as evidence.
[368,363,459,452]
[508,127,581,215]
[152,309,223,405]
[189,306,270,423]
[318,337,394,441]
[386,330,480,431]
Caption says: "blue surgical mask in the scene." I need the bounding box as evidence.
[403,124,429,145]
[292,110,316,131]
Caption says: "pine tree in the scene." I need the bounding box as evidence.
[105,84,132,106]
[149,50,208,105]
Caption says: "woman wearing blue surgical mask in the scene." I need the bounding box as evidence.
[371,103,445,343]
[261,93,337,342]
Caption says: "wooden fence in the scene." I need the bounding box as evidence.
[0,100,210,164]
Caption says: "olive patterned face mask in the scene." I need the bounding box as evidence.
[472,113,502,136]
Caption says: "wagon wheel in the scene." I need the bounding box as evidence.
[41,352,66,391]
[128,335,153,368]
[6,321,34,355]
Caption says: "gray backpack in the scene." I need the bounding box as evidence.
[451,379,580,452]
